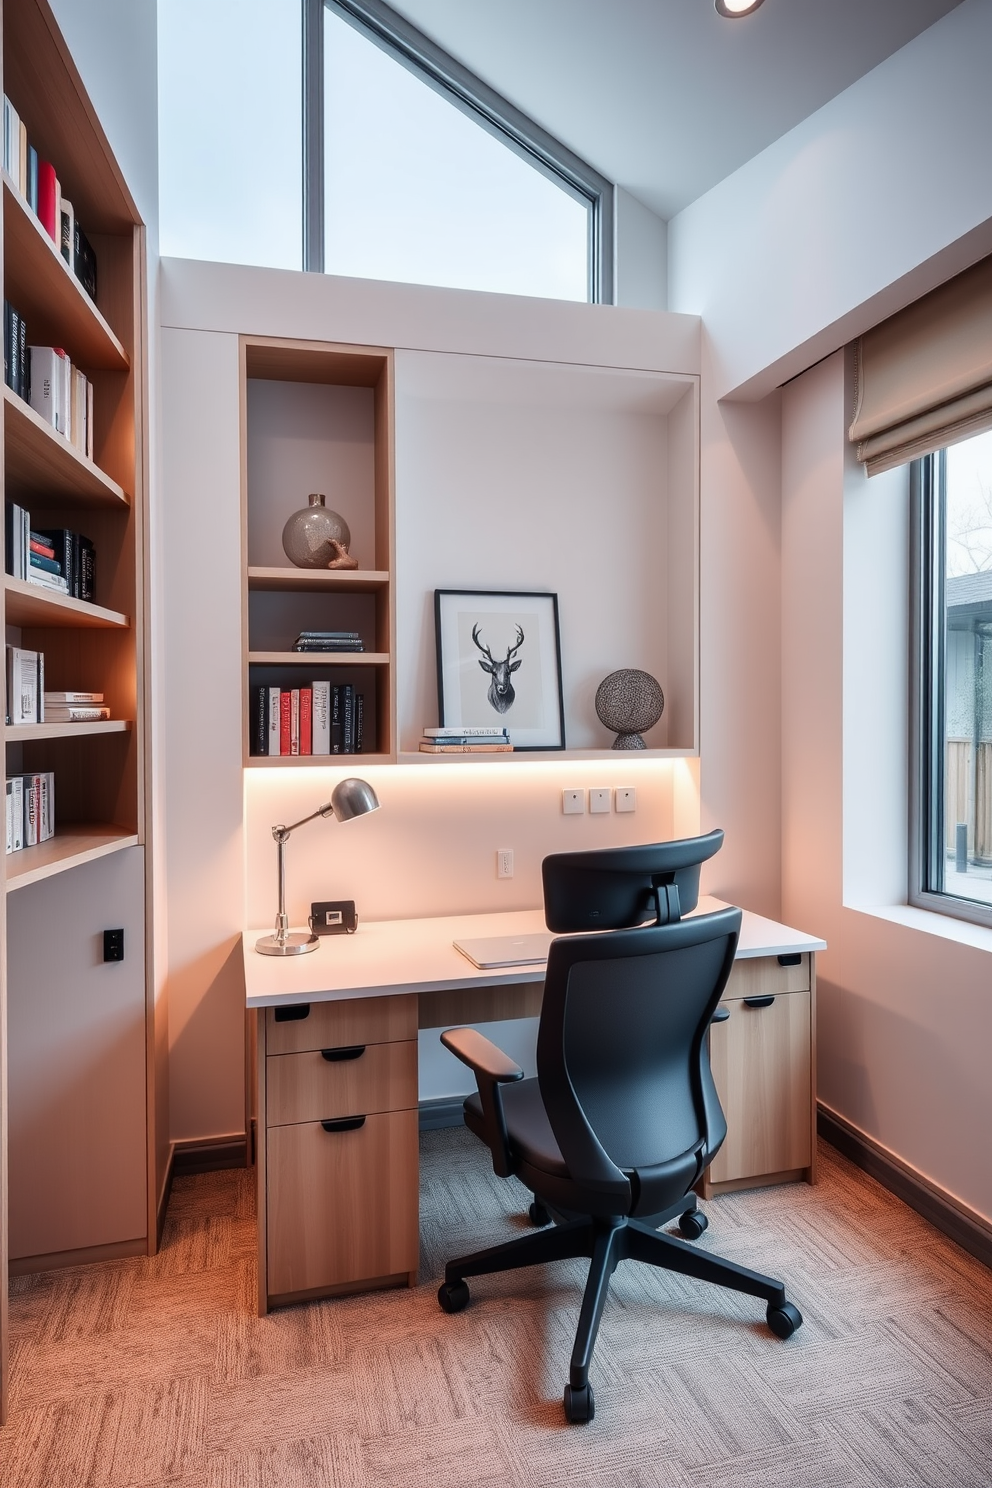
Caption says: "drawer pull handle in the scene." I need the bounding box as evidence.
[777,953,802,967]
[321,1045,366,1062]
[273,1003,310,1022]
[320,1115,366,1133]
[743,995,776,1009]
[711,1006,730,1023]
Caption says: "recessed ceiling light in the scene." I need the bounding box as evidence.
[715,0,766,16]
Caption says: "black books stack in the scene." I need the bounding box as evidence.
[292,630,365,653]
[4,502,94,599]
[419,727,512,753]
[36,528,95,601]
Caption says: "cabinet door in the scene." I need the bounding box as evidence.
[6,847,147,1260]
[267,1109,418,1298]
[707,989,811,1185]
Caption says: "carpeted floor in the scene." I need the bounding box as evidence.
[1,1128,991,1487]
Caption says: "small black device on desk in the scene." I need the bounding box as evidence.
[309,900,358,934]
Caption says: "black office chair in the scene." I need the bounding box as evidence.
[437,903,804,1424]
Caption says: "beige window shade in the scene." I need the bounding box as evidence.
[849,255,992,477]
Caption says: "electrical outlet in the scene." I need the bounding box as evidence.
[562,788,585,815]
[497,848,514,878]
[589,788,611,814]
[103,928,125,962]
[616,787,637,813]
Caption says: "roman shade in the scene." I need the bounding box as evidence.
[849,255,992,477]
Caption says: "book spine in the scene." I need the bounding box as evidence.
[10,777,24,852]
[279,690,291,755]
[18,311,27,403]
[342,684,354,753]
[60,197,74,265]
[267,687,280,756]
[290,688,300,755]
[28,146,38,213]
[252,684,268,756]
[3,300,10,391]
[37,651,44,722]
[29,552,61,575]
[5,781,11,855]
[330,685,342,754]
[80,537,94,602]
[312,680,330,755]
[355,692,364,753]
[418,743,515,753]
[28,346,57,428]
[86,380,94,462]
[299,686,312,755]
[37,159,58,240]
[24,776,39,847]
[18,120,27,199]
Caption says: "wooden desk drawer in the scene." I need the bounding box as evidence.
[708,989,811,1184]
[266,1040,418,1127]
[265,993,418,1055]
[266,1109,419,1298]
[722,953,809,1002]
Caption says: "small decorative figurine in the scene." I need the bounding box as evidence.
[281,493,359,569]
[595,669,664,749]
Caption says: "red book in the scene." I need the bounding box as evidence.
[299,687,312,755]
[29,539,56,559]
[37,160,58,241]
[279,691,291,755]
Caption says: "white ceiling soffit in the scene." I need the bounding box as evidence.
[387,0,964,220]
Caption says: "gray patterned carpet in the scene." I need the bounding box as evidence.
[2,1127,991,1486]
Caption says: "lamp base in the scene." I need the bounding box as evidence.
[255,931,319,956]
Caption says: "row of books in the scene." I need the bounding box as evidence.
[6,771,55,854]
[2,327,95,461]
[5,502,95,600]
[418,726,513,754]
[251,683,366,756]
[292,629,365,653]
[3,94,98,300]
[5,644,108,726]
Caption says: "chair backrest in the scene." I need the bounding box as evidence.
[536,908,741,1206]
[541,831,725,932]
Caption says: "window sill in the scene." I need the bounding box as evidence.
[854,901,992,955]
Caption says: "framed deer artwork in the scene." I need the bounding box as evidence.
[434,590,565,750]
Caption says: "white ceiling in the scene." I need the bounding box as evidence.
[388,0,964,219]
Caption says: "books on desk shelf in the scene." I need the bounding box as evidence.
[252,681,366,756]
[419,726,512,753]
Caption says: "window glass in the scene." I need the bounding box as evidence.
[323,8,589,300]
[158,0,302,269]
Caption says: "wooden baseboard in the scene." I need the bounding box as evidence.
[172,1134,249,1176]
[156,1141,176,1246]
[9,1236,147,1276]
[419,1097,467,1131]
[817,1103,992,1269]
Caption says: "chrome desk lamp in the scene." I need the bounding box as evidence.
[255,777,380,956]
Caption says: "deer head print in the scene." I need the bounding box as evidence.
[472,624,524,714]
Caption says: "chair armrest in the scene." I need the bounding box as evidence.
[441,1026,523,1178]
[441,1027,524,1083]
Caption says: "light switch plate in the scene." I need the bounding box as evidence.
[615,787,636,813]
[589,788,611,814]
[562,789,585,815]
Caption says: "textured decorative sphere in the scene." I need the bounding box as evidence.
[595,669,664,749]
[282,493,352,569]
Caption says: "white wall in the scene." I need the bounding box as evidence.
[615,187,667,312]
[669,0,992,401]
[782,352,992,1224]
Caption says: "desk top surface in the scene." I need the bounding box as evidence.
[243,899,827,1010]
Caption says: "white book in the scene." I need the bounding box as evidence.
[5,781,12,855]
[6,646,39,724]
[44,705,110,721]
[28,347,59,431]
[290,688,300,755]
[2,97,19,185]
[86,379,94,461]
[8,777,23,852]
[267,686,280,755]
[71,367,87,453]
[424,726,510,738]
[312,680,330,755]
[27,569,69,594]
[40,773,55,840]
[45,691,104,704]
[59,347,71,441]
[38,650,44,722]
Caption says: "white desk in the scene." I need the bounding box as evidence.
[244,901,826,1313]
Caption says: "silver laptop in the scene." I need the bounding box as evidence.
[453,932,554,969]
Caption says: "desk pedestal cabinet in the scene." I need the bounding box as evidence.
[256,993,419,1313]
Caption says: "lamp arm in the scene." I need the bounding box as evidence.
[273,801,334,843]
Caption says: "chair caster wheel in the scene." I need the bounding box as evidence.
[437,1280,470,1314]
[678,1209,708,1240]
[563,1382,595,1423]
[767,1300,803,1338]
[529,1200,552,1227]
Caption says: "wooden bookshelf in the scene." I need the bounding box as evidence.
[0,0,153,1424]
[247,566,389,592]
[247,651,390,667]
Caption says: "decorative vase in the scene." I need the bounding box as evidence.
[281,493,356,569]
[595,669,664,749]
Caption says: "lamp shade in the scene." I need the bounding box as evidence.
[331,777,380,821]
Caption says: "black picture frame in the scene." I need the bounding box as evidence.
[434,589,565,750]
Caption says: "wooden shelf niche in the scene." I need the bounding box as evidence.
[241,337,395,765]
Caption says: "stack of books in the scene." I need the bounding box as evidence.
[4,502,95,598]
[292,630,365,653]
[6,771,55,854]
[419,727,513,753]
[44,691,109,722]
[3,93,98,300]
[251,682,365,756]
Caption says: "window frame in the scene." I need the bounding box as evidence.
[303,0,614,302]
[910,448,992,929]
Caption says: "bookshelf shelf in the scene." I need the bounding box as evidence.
[247,567,389,592]
[244,752,392,769]
[5,719,131,742]
[4,577,128,629]
[3,386,128,504]
[247,651,389,667]
[4,824,140,892]
[2,174,129,371]
[397,748,690,765]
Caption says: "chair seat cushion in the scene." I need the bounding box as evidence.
[465,1078,570,1179]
